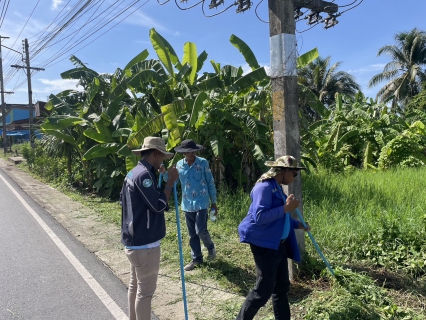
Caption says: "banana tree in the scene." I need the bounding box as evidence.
[302,92,406,170]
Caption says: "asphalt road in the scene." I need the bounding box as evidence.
[0,169,130,320]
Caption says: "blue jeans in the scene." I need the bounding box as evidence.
[184,209,215,263]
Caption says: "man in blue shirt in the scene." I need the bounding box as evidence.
[162,139,218,271]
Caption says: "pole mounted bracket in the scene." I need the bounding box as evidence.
[293,0,338,14]
[209,0,224,9]
[236,0,252,13]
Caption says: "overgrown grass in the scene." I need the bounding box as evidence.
[303,168,426,277]
[159,169,426,319]
[10,156,426,319]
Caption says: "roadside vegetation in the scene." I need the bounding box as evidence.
[8,154,426,319]
[3,27,426,319]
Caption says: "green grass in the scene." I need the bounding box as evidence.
[10,156,426,319]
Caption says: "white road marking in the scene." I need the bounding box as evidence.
[0,174,128,320]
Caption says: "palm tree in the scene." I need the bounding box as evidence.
[368,28,426,107]
[298,56,361,122]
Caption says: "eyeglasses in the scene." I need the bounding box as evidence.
[289,169,298,177]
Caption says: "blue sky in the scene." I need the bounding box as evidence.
[1,0,425,104]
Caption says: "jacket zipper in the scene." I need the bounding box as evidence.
[146,209,150,229]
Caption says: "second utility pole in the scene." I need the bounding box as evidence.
[268,0,304,280]
[12,39,45,148]
[0,35,9,155]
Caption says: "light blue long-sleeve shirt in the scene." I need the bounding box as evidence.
[164,156,217,212]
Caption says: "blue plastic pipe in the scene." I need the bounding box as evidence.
[158,172,189,320]
[295,208,335,276]
[173,182,189,320]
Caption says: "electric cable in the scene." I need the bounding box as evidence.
[0,0,11,28]
[297,21,321,33]
[30,0,96,59]
[32,0,108,63]
[30,0,107,50]
[254,0,268,23]
[39,0,141,67]
[174,0,204,10]
[28,0,74,41]
[30,0,100,47]
[339,0,363,14]
[34,0,134,65]
[41,0,150,68]
[3,0,41,61]
[201,0,236,17]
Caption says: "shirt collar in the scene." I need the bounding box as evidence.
[183,156,199,166]
[140,159,156,174]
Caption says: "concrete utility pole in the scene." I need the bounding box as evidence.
[268,0,337,279]
[11,39,45,149]
[0,35,12,155]
[268,0,303,280]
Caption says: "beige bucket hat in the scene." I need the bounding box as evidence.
[257,155,305,182]
[264,155,305,169]
[132,137,174,159]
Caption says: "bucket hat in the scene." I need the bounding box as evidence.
[264,155,305,169]
[257,155,305,182]
[131,137,174,159]
[174,139,203,153]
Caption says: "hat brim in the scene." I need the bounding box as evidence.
[264,161,306,170]
[132,148,174,159]
[174,145,203,153]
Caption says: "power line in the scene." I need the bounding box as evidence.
[201,0,236,17]
[174,0,204,11]
[42,0,150,69]
[30,0,109,63]
[254,0,268,24]
[3,0,41,62]
[0,0,11,27]
[37,0,143,67]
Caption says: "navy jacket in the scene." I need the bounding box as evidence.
[238,179,301,262]
[120,160,169,246]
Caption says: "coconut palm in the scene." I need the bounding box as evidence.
[368,28,426,107]
[298,56,361,123]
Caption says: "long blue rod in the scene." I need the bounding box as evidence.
[158,172,189,319]
[295,208,335,276]
[173,182,189,320]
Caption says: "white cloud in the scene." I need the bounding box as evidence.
[135,40,151,45]
[3,11,48,41]
[124,9,168,32]
[52,0,63,10]
[31,78,81,94]
[346,64,386,75]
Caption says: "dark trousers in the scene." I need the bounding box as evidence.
[236,241,291,320]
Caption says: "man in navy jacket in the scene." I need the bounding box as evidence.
[121,136,178,320]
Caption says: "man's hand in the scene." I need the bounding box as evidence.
[167,166,179,183]
[298,222,310,232]
[158,164,166,174]
[211,203,218,216]
[284,194,299,212]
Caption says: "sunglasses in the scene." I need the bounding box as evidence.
[287,169,298,177]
